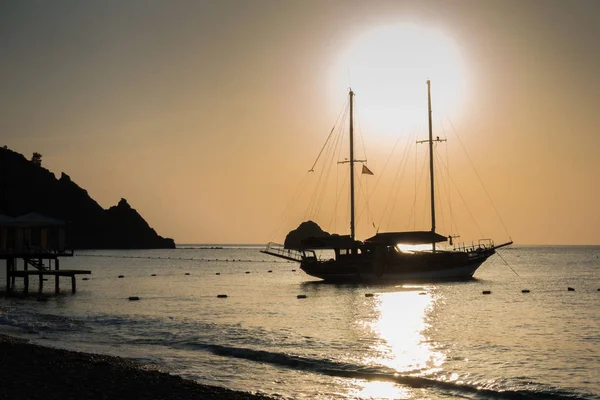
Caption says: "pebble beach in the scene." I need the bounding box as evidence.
[0,334,274,400]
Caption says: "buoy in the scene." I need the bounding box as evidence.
[268,270,273,273]
[568,287,575,291]
[521,289,530,293]
[151,274,156,276]
[292,269,296,272]
[118,275,124,278]
[245,271,250,274]
[217,294,228,298]
[365,293,374,297]
[482,290,491,295]
[216,272,220,275]
[128,296,140,301]
[185,273,190,275]
[297,294,307,299]
[597,288,600,291]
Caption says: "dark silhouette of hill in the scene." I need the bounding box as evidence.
[0,146,175,249]
[284,220,330,249]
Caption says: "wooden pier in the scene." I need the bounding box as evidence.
[2,252,90,294]
[1,213,90,295]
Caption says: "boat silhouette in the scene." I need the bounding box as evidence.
[263,81,511,282]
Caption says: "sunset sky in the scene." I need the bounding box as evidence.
[2,0,599,245]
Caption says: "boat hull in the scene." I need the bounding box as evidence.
[300,249,494,283]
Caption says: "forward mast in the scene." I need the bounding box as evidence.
[417,80,446,251]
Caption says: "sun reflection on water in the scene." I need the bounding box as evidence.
[353,287,445,399]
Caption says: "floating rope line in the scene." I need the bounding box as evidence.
[74,254,294,263]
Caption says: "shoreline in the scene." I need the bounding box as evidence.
[0,334,275,400]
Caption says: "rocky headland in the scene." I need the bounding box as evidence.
[0,146,175,249]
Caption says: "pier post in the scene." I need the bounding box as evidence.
[55,258,60,294]
[38,258,45,293]
[5,258,11,292]
[71,275,76,294]
[24,258,29,294]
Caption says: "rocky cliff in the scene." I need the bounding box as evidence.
[0,147,175,249]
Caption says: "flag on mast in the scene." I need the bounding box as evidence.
[362,165,374,175]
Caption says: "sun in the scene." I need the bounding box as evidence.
[329,23,468,138]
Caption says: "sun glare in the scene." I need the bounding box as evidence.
[352,290,444,398]
[330,23,468,138]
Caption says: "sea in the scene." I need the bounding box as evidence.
[0,245,599,400]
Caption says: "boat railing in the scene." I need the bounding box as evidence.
[478,239,494,249]
[260,242,313,262]
[452,239,495,253]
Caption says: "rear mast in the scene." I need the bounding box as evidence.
[349,89,356,241]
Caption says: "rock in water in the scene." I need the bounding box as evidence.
[284,220,330,249]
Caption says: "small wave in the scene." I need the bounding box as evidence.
[0,311,86,334]
[189,343,594,400]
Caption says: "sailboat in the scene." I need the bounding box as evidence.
[262,81,512,282]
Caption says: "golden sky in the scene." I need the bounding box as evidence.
[1,0,599,245]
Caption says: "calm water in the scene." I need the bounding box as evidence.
[1,245,599,399]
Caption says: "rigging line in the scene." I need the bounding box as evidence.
[412,138,418,230]
[433,149,446,235]
[328,157,350,230]
[403,143,429,231]
[328,151,340,231]
[433,149,453,237]
[361,129,407,229]
[495,250,521,278]
[321,110,349,221]
[432,150,455,229]
[308,101,348,172]
[389,132,419,229]
[306,105,348,220]
[355,170,375,236]
[356,132,409,230]
[364,174,374,235]
[421,171,430,228]
[271,108,351,240]
[447,118,512,240]
[311,136,336,221]
[312,105,347,223]
[353,97,369,163]
[378,131,416,231]
[440,121,457,235]
[437,154,485,238]
[268,170,312,241]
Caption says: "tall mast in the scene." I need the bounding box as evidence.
[349,89,356,241]
[426,80,442,252]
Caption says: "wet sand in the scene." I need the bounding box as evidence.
[0,334,274,400]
